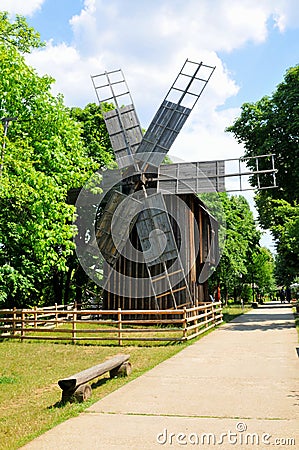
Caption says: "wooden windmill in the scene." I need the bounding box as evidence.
[83,59,276,311]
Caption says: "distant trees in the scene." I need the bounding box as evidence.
[203,193,275,303]
[227,65,299,286]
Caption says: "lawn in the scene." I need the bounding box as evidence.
[222,303,251,323]
[0,304,248,449]
[14,321,185,345]
[0,341,188,449]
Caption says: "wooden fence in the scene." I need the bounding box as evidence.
[0,302,222,345]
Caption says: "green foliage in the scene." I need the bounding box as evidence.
[227,65,299,205]
[271,200,299,284]
[204,193,274,301]
[162,155,173,165]
[70,103,115,168]
[0,15,96,307]
[227,65,299,285]
[0,11,44,53]
[248,247,276,296]
[241,284,253,302]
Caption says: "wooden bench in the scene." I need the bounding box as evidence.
[58,354,131,402]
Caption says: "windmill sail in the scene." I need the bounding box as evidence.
[103,105,143,168]
[135,101,191,170]
[157,161,225,194]
[91,69,143,169]
[156,155,277,194]
[96,189,142,266]
[135,59,215,170]
[135,193,179,267]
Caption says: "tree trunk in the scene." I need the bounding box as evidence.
[63,266,74,305]
[52,271,63,305]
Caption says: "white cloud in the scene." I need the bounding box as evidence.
[1,0,45,16]
[26,41,98,107]
[68,0,299,62]
[271,0,299,31]
[23,0,298,162]
[156,0,269,52]
[171,105,243,163]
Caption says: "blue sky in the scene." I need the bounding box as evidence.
[19,1,298,131]
[219,24,299,109]
[27,0,84,44]
[24,0,298,110]
[3,0,299,249]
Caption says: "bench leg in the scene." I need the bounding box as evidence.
[110,361,132,378]
[74,383,92,402]
[61,383,92,403]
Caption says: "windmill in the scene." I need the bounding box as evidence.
[76,59,276,311]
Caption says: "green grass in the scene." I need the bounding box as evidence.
[222,304,251,323]
[0,305,247,449]
[16,321,185,346]
[0,376,18,385]
[0,340,190,449]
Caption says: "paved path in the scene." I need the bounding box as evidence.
[22,303,299,449]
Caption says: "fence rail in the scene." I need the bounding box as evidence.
[0,302,222,345]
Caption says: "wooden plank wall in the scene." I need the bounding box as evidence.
[103,194,217,312]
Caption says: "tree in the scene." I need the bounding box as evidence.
[248,247,276,299]
[70,103,115,168]
[227,65,299,285]
[271,200,299,285]
[227,65,299,205]
[0,14,96,307]
[203,192,262,303]
[0,11,42,53]
[67,103,119,306]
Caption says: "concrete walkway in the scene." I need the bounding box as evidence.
[22,303,299,449]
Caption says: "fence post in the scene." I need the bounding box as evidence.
[12,307,17,336]
[183,307,188,340]
[34,307,38,329]
[205,304,209,328]
[55,303,58,328]
[212,302,216,326]
[72,304,77,344]
[21,310,25,341]
[118,308,122,346]
[193,306,198,334]
[217,302,223,324]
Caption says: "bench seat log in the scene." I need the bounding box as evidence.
[58,354,130,401]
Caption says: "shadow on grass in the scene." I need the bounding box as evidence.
[49,376,111,409]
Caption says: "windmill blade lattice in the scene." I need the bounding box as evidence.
[135,60,215,171]
[157,160,226,194]
[156,156,277,194]
[91,69,143,169]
